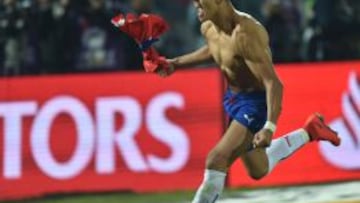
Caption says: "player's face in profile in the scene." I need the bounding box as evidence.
[193,0,217,22]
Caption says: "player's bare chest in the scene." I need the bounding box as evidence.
[204,28,240,68]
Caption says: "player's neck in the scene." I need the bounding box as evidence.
[212,4,236,35]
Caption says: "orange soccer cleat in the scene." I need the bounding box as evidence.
[303,113,341,146]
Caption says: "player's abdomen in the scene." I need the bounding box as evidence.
[224,60,264,93]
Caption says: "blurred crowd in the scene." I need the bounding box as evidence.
[1,0,360,76]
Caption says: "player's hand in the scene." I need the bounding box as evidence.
[156,59,176,78]
[253,129,273,148]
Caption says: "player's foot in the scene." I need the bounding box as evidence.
[303,113,341,146]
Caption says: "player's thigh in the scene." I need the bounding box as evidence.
[240,148,269,180]
[207,120,254,169]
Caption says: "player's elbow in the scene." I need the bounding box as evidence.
[264,78,284,112]
[277,80,284,92]
[273,79,283,89]
[274,80,284,109]
[264,78,283,92]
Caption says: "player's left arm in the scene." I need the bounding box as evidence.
[235,25,283,147]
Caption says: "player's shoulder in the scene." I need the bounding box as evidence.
[233,12,269,43]
[200,20,214,35]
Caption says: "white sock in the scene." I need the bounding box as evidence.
[192,169,226,203]
[266,129,310,173]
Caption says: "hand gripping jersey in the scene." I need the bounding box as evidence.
[112,13,172,73]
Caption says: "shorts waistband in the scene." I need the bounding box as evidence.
[226,89,266,100]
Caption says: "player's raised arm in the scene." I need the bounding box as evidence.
[157,22,214,77]
[235,24,283,147]
[170,45,212,68]
[157,45,212,77]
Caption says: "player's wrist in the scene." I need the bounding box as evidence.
[263,121,276,134]
[168,58,180,67]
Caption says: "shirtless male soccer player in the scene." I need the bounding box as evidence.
[157,0,341,202]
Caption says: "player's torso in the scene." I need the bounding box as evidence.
[202,21,263,92]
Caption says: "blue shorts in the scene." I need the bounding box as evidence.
[223,89,267,134]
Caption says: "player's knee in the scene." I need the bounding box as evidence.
[249,167,268,180]
[205,150,229,170]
